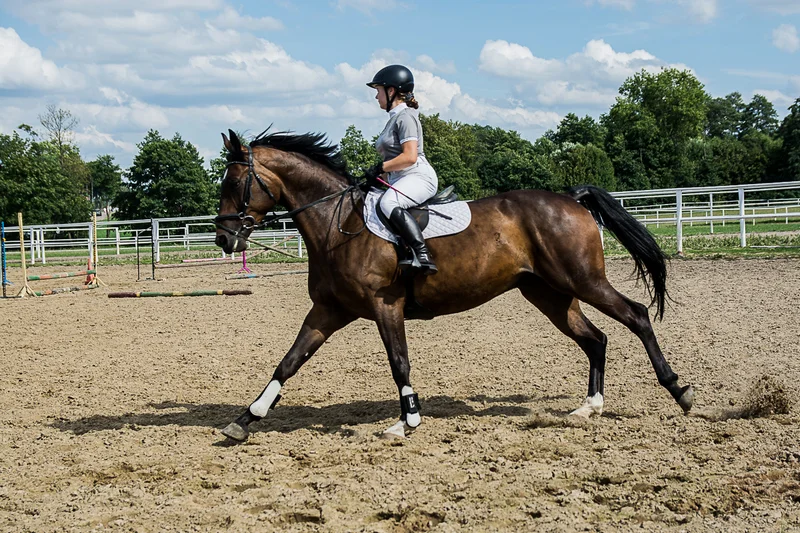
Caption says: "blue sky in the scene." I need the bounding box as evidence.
[1,0,799,169]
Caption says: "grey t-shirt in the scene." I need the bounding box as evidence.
[375,105,427,162]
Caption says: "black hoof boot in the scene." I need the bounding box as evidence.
[221,409,260,442]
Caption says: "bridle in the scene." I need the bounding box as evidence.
[213,149,277,233]
[213,148,366,240]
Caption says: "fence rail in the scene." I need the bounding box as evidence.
[1,181,799,263]
[0,214,303,265]
[610,180,800,252]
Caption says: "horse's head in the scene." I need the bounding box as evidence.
[215,129,280,253]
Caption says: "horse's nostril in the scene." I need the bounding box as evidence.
[215,235,227,247]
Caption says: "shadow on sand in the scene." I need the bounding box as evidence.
[49,394,535,436]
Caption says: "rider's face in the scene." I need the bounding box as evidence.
[375,87,395,110]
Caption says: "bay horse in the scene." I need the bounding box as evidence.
[214,129,694,442]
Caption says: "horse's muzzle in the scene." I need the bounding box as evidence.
[215,233,247,254]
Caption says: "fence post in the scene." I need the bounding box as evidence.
[709,193,714,234]
[30,228,37,265]
[152,218,161,263]
[40,228,46,264]
[738,188,746,248]
[676,190,683,254]
[298,236,303,258]
[115,227,120,257]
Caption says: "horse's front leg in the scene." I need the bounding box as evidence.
[221,304,355,442]
[374,303,422,439]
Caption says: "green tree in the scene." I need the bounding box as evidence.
[546,113,607,147]
[339,125,380,175]
[38,104,79,170]
[603,68,709,190]
[421,114,482,198]
[706,92,746,138]
[552,143,617,191]
[116,130,217,219]
[741,94,779,137]
[87,155,122,216]
[0,126,91,224]
[777,98,800,181]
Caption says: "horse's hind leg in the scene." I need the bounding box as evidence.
[576,278,694,414]
[519,276,608,417]
[221,304,355,442]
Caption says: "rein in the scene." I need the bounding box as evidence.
[214,150,367,241]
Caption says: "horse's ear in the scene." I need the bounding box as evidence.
[229,129,242,151]
[222,132,234,153]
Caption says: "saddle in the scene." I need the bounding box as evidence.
[374,185,459,232]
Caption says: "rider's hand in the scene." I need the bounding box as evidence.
[361,162,384,189]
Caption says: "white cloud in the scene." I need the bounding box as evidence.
[184,40,333,94]
[211,6,283,31]
[773,24,800,53]
[585,0,636,9]
[586,0,719,21]
[479,40,563,79]
[415,55,456,75]
[336,0,398,14]
[678,0,717,23]
[537,81,619,106]
[0,3,572,167]
[478,39,687,106]
[753,89,796,108]
[74,126,138,153]
[0,27,84,91]
[747,0,800,14]
[453,95,561,130]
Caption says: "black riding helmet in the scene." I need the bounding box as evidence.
[367,65,414,113]
[367,64,415,93]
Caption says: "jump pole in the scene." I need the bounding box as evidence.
[231,234,299,277]
[108,289,253,298]
[226,269,308,281]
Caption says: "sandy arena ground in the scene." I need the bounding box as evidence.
[1,258,799,532]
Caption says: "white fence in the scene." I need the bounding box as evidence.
[2,181,799,263]
[1,214,302,265]
[611,181,800,253]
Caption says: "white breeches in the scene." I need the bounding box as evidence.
[379,164,438,218]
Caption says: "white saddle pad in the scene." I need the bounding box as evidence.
[363,189,472,244]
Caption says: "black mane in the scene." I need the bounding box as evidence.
[250,128,353,182]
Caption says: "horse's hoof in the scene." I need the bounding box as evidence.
[678,385,695,414]
[569,393,604,418]
[381,420,407,440]
[221,422,249,442]
[568,406,595,419]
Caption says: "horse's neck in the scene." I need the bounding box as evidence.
[276,157,355,256]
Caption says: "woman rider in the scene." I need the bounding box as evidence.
[362,65,439,275]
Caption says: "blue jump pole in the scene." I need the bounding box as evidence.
[1,221,7,298]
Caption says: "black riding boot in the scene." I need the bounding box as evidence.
[389,207,438,275]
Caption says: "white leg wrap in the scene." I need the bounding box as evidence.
[249,380,282,418]
[569,392,604,418]
[401,386,421,428]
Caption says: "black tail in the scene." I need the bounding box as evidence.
[568,185,669,320]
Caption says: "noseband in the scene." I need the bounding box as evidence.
[214,149,277,233]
